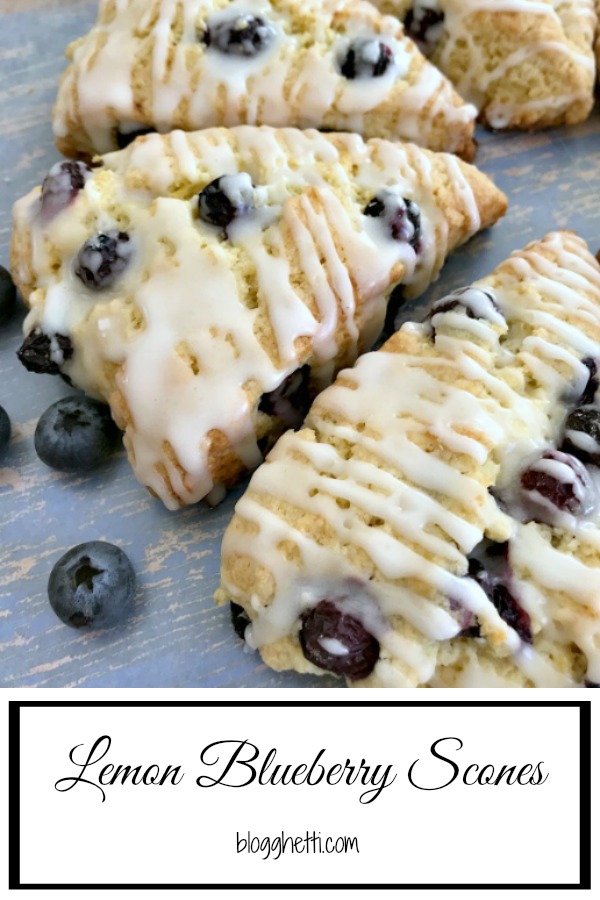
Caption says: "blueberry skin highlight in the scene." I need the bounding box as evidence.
[48,541,136,629]
[34,396,120,472]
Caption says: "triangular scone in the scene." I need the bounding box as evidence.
[219,231,600,688]
[52,0,477,159]
[11,127,506,509]
[372,0,597,130]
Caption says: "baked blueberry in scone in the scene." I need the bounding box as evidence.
[11,127,506,508]
[372,0,597,130]
[218,232,600,688]
[52,0,477,159]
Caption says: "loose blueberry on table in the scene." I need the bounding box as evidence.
[299,599,380,680]
[0,405,11,453]
[17,328,74,375]
[34,396,120,472]
[339,39,393,79]
[203,14,274,57]
[75,231,132,289]
[0,265,16,325]
[198,174,255,229]
[40,160,91,218]
[48,541,136,630]
[364,191,422,250]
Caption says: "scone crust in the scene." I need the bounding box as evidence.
[219,231,600,688]
[52,0,477,159]
[12,127,506,508]
[372,0,597,131]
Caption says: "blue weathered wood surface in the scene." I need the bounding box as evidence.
[1,1,599,688]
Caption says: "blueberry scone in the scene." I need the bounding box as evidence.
[218,231,600,688]
[11,127,506,509]
[52,0,477,160]
[371,0,597,130]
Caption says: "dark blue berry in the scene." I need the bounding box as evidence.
[520,449,591,518]
[34,396,120,472]
[203,14,274,57]
[48,541,136,629]
[300,599,380,680]
[429,286,504,324]
[463,542,532,643]
[0,265,17,325]
[339,39,393,79]
[364,191,422,250]
[198,174,255,229]
[561,406,600,465]
[585,679,599,687]
[0,405,11,452]
[259,365,311,429]
[41,161,91,218]
[230,602,251,640]
[579,357,598,405]
[17,329,74,375]
[75,231,132,289]
[116,127,154,149]
[404,5,445,53]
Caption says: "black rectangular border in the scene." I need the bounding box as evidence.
[8,700,591,890]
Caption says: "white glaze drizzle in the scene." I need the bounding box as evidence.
[52,0,476,156]
[221,231,600,687]
[374,0,597,129]
[14,126,497,508]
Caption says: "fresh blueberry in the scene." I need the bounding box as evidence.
[259,365,311,430]
[203,14,275,57]
[230,602,251,640]
[116,127,154,149]
[364,191,422,250]
[48,541,136,629]
[40,161,91,218]
[520,449,593,519]
[339,39,393,79]
[0,265,17,325]
[75,231,133,289]
[429,286,505,325]
[0,405,11,453]
[448,595,480,638]
[404,4,445,54]
[467,551,532,643]
[198,174,255,229]
[579,357,598,405]
[34,396,120,472]
[17,328,74,375]
[561,406,600,465]
[299,599,380,680]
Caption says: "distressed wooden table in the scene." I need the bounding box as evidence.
[1,1,600,688]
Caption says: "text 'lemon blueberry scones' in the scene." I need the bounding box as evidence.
[371,0,597,130]
[11,127,506,509]
[219,231,600,688]
[52,0,477,159]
